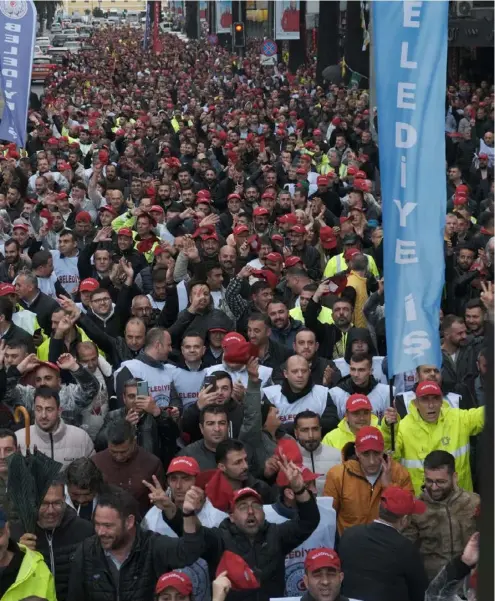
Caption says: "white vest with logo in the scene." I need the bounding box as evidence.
[50,250,80,295]
[330,383,393,421]
[262,385,328,426]
[205,363,273,388]
[401,390,461,413]
[144,499,226,601]
[334,356,386,384]
[265,498,336,597]
[115,360,176,407]
[170,367,206,409]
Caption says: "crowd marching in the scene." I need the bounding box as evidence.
[0,17,492,601]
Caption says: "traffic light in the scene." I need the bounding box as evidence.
[233,22,245,47]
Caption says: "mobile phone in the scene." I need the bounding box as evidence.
[203,375,217,390]
[136,381,149,397]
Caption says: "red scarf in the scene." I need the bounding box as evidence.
[136,234,158,254]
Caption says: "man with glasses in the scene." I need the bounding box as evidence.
[11,475,94,601]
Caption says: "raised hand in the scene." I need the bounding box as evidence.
[212,572,232,601]
[232,380,246,402]
[279,455,304,492]
[246,357,259,382]
[142,475,176,514]
[57,353,79,373]
[17,353,41,375]
[197,384,219,409]
[182,485,205,514]
[461,531,479,567]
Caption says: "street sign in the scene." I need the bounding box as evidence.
[260,54,278,66]
[261,39,277,57]
[207,33,218,45]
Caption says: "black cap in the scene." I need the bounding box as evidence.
[342,233,358,245]
[261,398,276,425]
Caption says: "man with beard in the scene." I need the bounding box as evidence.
[168,281,234,347]
[189,458,320,601]
[446,243,479,315]
[67,486,205,601]
[305,294,356,360]
[403,450,479,582]
[441,315,477,397]
[293,411,341,495]
[301,549,348,601]
[12,477,94,601]
[328,353,391,421]
[0,239,29,282]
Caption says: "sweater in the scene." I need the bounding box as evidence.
[91,446,165,517]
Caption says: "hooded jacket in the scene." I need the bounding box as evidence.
[386,402,484,494]
[168,305,234,348]
[323,441,414,534]
[403,487,479,581]
[0,541,56,601]
[11,507,94,601]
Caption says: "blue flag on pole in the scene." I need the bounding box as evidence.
[372,0,448,377]
[0,0,37,147]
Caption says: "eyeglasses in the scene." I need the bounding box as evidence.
[40,501,65,511]
[92,297,111,303]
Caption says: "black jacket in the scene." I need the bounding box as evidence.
[291,244,322,281]
[95,407,179,469]
[168,305,234,349]
[67,527,205,601]
[304,298,355,359]
[181,397,244,444]
[19,291,59,335]
[11,507,94,601]
[1,322,35,353]
[200,494,320,601]
[339,521,428,601]
[259,339,293,374]
[441,345,477,397]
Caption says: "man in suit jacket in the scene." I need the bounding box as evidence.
[338,486,429,601]
[15,271,59,335]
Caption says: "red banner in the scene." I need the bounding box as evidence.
[153,1,162,54]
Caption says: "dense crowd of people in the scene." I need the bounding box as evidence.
[0,19,492,601]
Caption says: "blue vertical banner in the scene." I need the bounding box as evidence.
[143,0,152,49]
[0,0,37,147]
[372,0,448,376]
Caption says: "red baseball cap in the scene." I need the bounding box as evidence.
[167,456,200,476]
[216,551,260,590]
[275,438,303,466]
[261,191,275,200]
[36,361,60,373]
[415,381,442,398]
[230,487,262,509]
[118,228,133,238]
[355,426,384,453]
[155,571,193,596]
[284,256,302,268]
[79,278,99,293]
[381,486,427,516]
[272,234,283,243]
[296,167,307,175]
[253,207,269,217]
[290,224,306,235]
[479,153,488,160]
[355,170,366,180]
[278,213,298,226]
[201,232,219,242]
[227,193,241,201]
[347,166,358,176]
[340,215,352,225]
[344,247,361,261]
[0,283,15,296]
[99,205,117,216]
[346,393,372,413]
[75,211,91,223]
[304,548,341,573]
[250,269,279,289]
[222,332,246,348]
[265,252,283,263]
[317,175,329,186]
[233,225,249,236]
[150,205,164,213]
[319,226,337,250]
[276,466,319,487]
[12,222,28,232]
